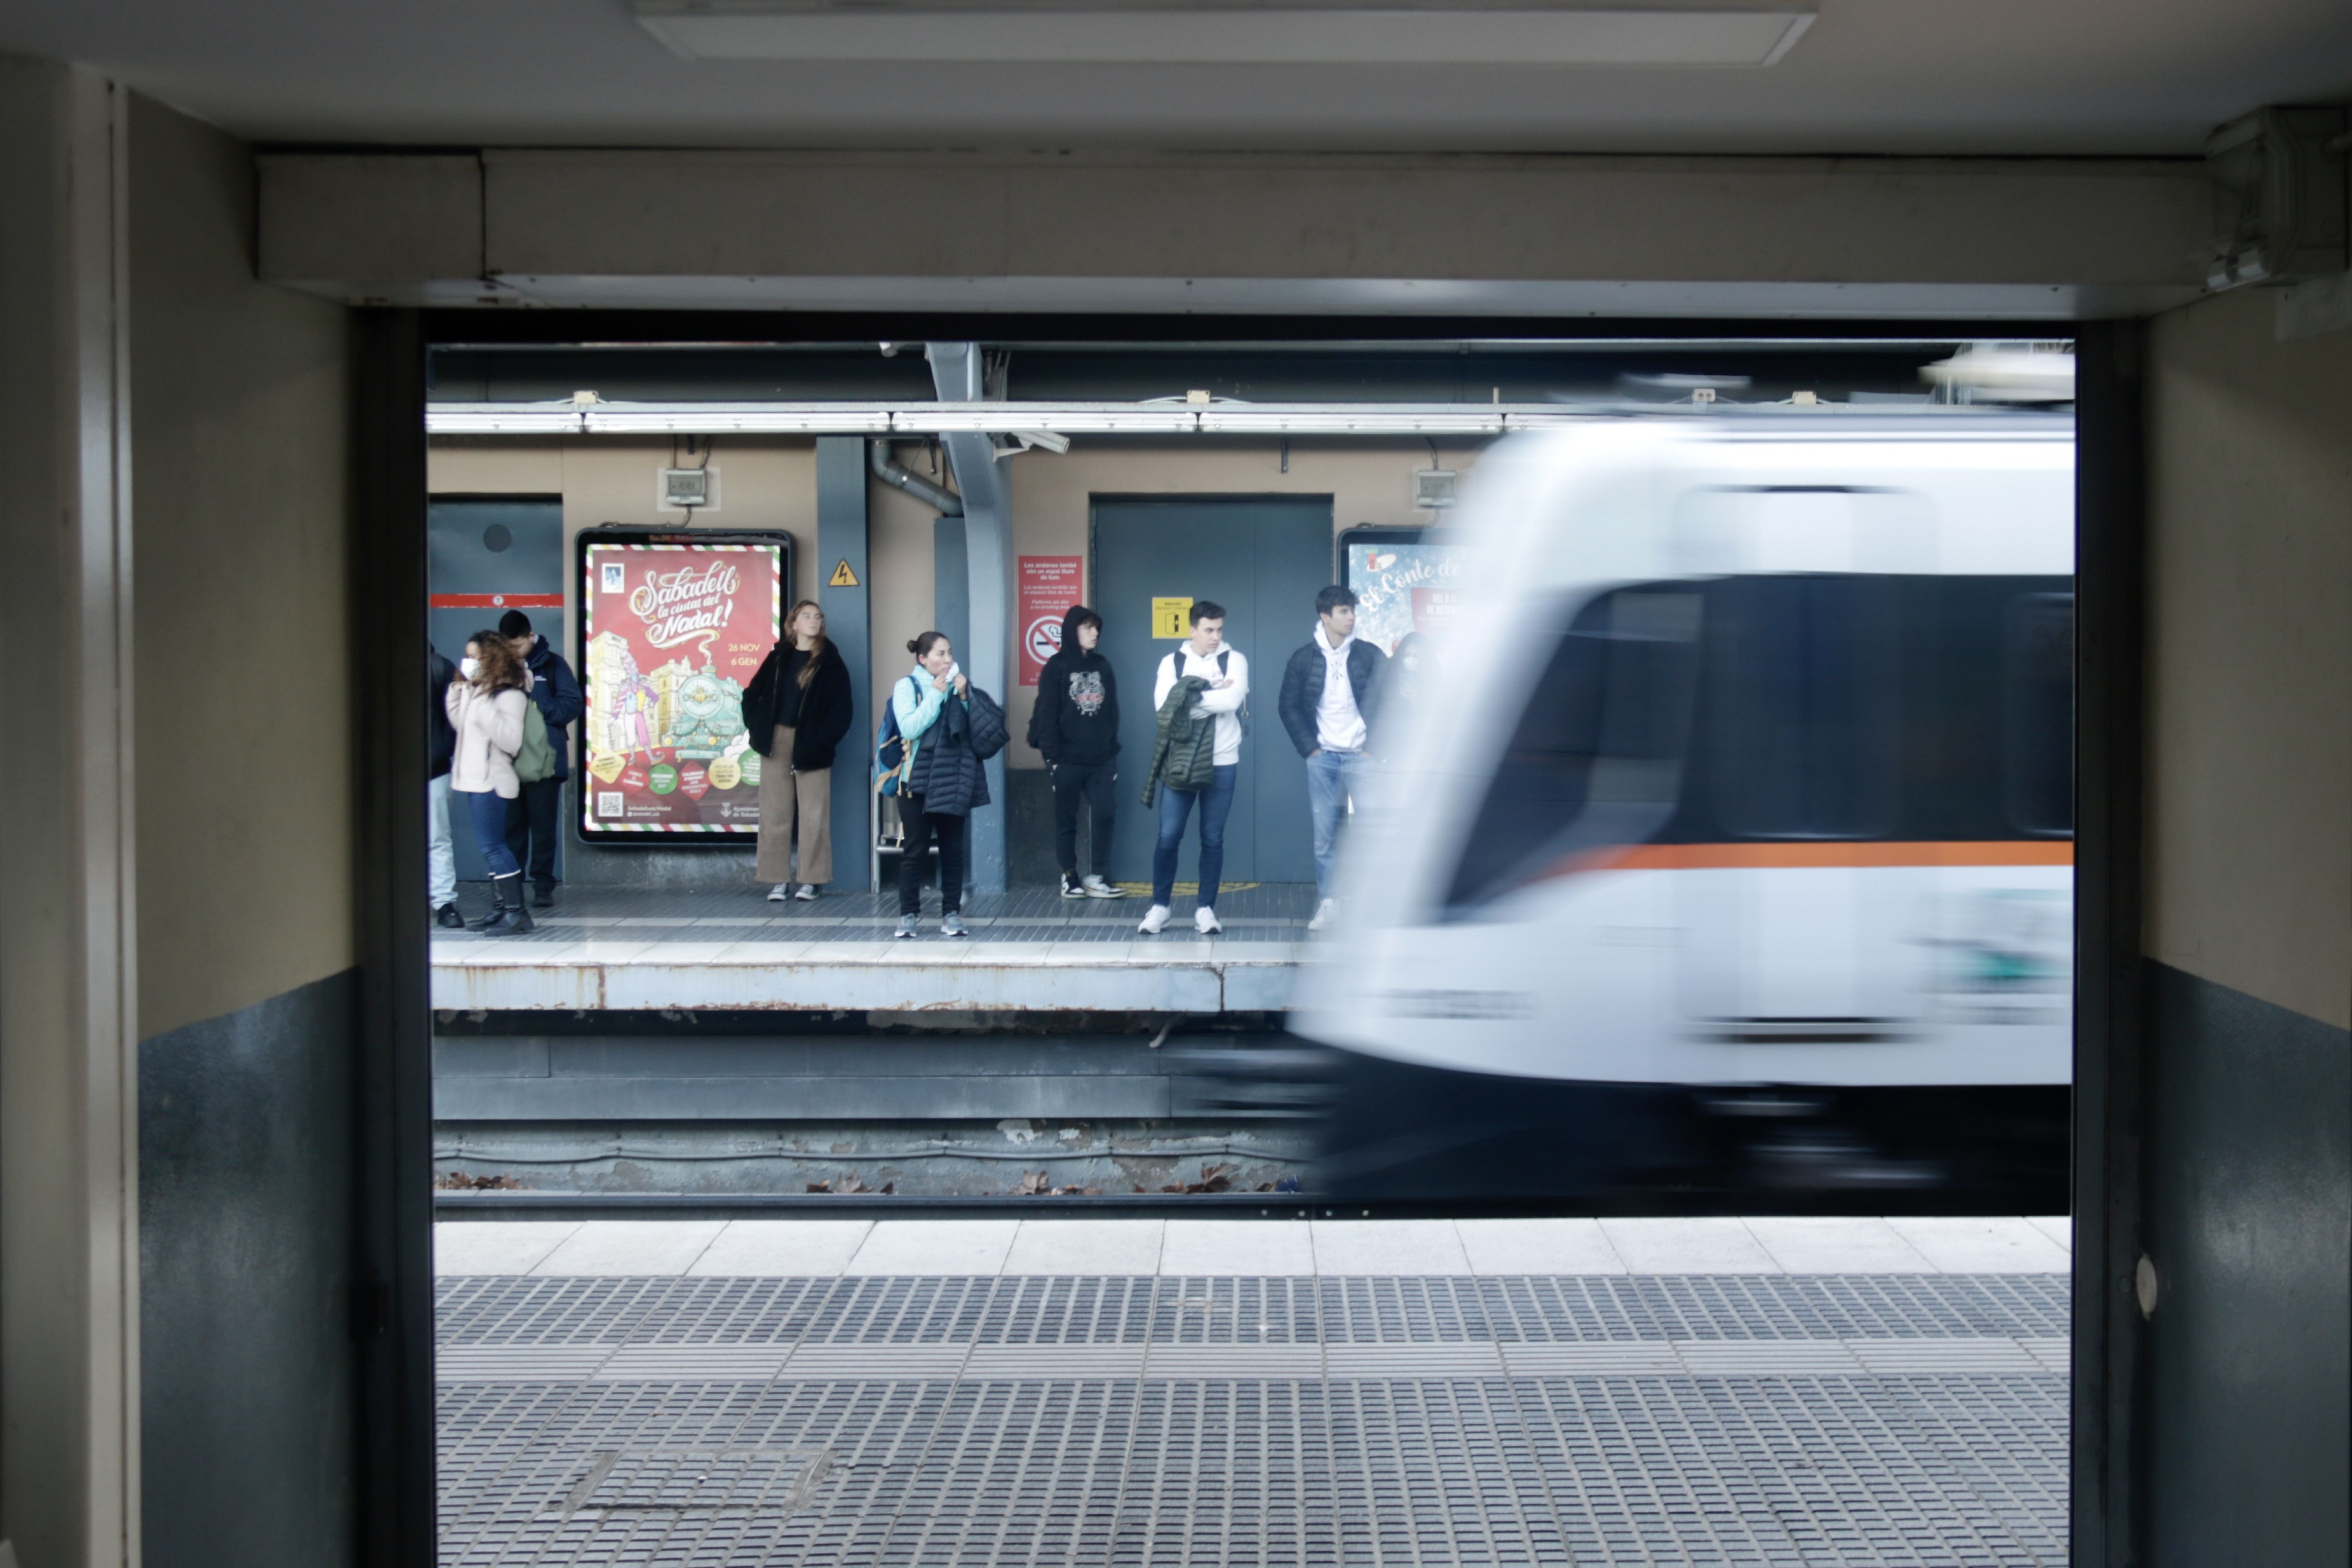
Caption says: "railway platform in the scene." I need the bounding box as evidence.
[432,884,1313,1016]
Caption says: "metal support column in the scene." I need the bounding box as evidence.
[815,437,872,890]
[924,343,1007,893]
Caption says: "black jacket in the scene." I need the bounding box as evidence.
[429,646,457,779]
[1277,634,1387,759]
[519,634,585,781]
[906,686,993,817]
[744,640,855,771]
[1030,606,1121,766]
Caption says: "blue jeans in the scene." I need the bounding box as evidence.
[463,788,521,878]
[1152,764,1238,908]
[1307,748,1368,898]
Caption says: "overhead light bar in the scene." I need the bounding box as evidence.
[424,399,1590,437]
[630,0,1815,67]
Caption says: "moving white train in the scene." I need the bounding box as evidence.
[1296,412,2073,1210]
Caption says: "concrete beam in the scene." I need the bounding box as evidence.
[258,148,2210,318]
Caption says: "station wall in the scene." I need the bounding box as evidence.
[427,433,1476,882]
[2139,286,2352,1566]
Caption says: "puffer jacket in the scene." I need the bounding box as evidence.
[906,686,993,818]
[1141,675,1218,807]
[445,682,529,799]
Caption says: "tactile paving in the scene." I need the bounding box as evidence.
[437,1272,2069,1566]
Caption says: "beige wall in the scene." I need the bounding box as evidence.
[428,434,1477,767]
[2144,289,2352,1030]
[130,93,359,1040]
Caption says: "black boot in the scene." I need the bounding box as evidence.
[465,887,506,931]
[488,872,535,936]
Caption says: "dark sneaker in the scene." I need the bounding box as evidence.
[1060,873,1085,899]
[532,884,555,908]
[435,903,465,929]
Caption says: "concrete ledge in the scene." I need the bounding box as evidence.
[430,938,1301,1012]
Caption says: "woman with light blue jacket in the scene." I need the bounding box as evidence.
[892,631,971,938]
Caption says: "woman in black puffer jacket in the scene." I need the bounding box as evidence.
[744,599,854,901]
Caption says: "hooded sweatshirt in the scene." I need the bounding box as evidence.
[1030,605,1121,767]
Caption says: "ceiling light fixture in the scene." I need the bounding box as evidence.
[630,0,1815,67]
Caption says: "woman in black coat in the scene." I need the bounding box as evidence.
[744,599,853,900]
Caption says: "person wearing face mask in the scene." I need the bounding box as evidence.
[1029,604,1126,899]
[744,599,854,902]
[891,631,985,939]
[445,632,537,935]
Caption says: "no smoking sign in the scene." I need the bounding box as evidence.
[1025,615,1063,670]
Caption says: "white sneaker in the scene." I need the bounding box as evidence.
[1082,876,1129,899]
[1194,906,1222,935]
[1308,898,1337,932]
[767,883,789,902]
[794,884,819,901]
[1138,904,1172,935]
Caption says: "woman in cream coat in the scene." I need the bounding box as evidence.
[446,632,536,935]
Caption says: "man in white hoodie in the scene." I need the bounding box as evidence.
[1277,585,1388,932]
[1140,601,1249,935]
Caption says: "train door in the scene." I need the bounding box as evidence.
[428,496,565,880]
[1092,495,1332,885]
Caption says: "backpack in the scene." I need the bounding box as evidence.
[514,699,556,783]
[873,678,913,796]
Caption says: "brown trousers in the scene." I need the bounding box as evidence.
[755,725,833,884]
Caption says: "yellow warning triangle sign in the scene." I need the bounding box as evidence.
[829,559,860,588]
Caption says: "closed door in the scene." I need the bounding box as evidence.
[429,497,564,880]
[1092,496,1332,886]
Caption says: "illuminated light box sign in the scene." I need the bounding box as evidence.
[575,529,790,843]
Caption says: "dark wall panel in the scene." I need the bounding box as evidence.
[2145,959,2350,1566]
[141,969,359,1568]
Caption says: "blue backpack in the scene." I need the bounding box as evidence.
[873,677,913,796]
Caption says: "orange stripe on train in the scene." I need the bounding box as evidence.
[1566,840,2075,873]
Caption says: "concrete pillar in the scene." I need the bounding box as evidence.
[925,343,1008,892]
[0,58,138,1568]
[815,438,871,888]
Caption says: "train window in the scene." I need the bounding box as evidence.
[2005,593,2074,835]
[1444,588,1701,913]
[1708,574,1901,838]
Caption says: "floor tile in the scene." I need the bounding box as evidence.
[528,1219,727,1276]
[432,1221,581,1276]
[687,1220,873,1275]
[1309,1219,1472,1275]
[1160,1220,1316,1276]
[1885,1215,2073,1272]
[1002,1220,1167,1274]
[1599,1216,1784,1273]
[1455,1217,1627,1275]
[1742,1216,1938,1273]
[846,1219,1020,1274]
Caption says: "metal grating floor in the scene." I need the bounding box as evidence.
[439,1273,2068,1566]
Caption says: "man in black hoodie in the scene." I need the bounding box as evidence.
[500,610,586,907]
[1030,604,1128,898]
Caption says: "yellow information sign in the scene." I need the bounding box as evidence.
[829,559,860,587]
[1151,597,1193,638]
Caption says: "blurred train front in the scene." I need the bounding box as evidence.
[1294,412,2074,1212]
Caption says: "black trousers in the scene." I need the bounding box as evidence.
[897,794,967,916]
[1051,760,1117,877]
[503,777,563,889]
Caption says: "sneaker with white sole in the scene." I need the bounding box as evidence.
[767,883,789,902]
[1194,906,1222,935]
[1059,873,1085,899]
[1138,904,1172,935]
[794,884,819,901]
[1082,876,1128,899]
[893,915,919,939]
[1308,898,1337,932]
[941,913,968,938]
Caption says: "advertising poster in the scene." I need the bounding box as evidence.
[579,537,782,836]
[1018,555,1084,686]
[1346,537,1466,654]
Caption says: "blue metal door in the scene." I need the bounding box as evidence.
[429,497,565,881]
[1091,496,1332,887]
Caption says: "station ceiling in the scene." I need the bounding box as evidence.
[1,0,2345,156]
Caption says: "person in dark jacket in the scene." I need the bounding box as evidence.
[891,632,987,939]
[428,644,463,928]
[1276,585,1388,932]
[1031,604,1127,899]
[743,599,855,901]
[499,610,585,907]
